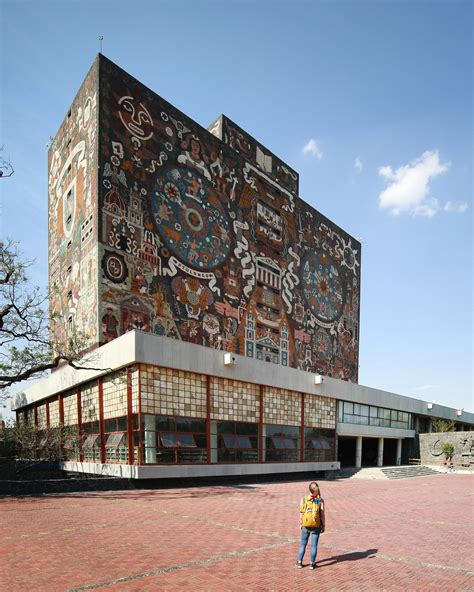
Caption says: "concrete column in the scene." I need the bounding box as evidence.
[144,414,157,463]
[396,438,402,465]
[377,437,384,467]
[261,424,267,462]
[414,416,420,434]
[355,436,362,468]
[427,418,433,433]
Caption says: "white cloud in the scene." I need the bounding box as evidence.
[354,157,363,172]
[443,201,469,213]
[302,138,322,161]
[378,150,450,218]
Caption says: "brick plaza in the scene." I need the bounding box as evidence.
[1,474,473,591]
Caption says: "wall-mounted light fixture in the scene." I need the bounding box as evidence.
[223,353,237,366]
[427,402,433,410]
[457,409,463,416]
[314,375,324,385]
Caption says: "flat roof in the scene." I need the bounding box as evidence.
[11,330,474,425]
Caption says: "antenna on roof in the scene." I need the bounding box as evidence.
[99,35,104,53]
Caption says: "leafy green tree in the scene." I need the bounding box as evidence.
[441,441,455,462]
[0,239,103,402]
[432,418,456,433]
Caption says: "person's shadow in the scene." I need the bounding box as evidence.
[316,548,378,567]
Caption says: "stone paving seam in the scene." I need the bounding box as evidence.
[67,539,293,591]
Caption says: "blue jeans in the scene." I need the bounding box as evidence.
[298,527,321,563]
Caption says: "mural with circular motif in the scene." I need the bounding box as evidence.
[301,251,345,324]
[152,166,231,269]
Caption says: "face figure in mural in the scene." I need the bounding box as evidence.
[102,308,119,342]
[203,313,220,347]
[118,96,154,148]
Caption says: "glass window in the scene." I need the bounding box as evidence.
[370,407,378,418]
[160,432,197,448]
[83,434,99,448]
[105,433,125,448]
[354,403,360,415]
[344,402,354,414]
[360,405,369,417]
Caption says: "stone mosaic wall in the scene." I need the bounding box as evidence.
[63,391,78,426]
[140,365,207,418]
[210,377,260,422]
[81,381,99,423]
[48,57,99,350]
[304,395,336,429]
[36,404,47,429]
[95,56,360,382]
[49,399,60,427]
[102,372,127,419]
[263,387,301,426]
[419,431,474,465]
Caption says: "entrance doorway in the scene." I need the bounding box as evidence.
[337,436,356,467]
[362,438,378,466]
[383,439,397,465]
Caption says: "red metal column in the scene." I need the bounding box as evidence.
[98,378,106,464]
[58,394,64,425]
[206,375,211,464]
[300,393,305,462]
[259,385,264,463]
[77,386,83,462]
[33,404,39,459]
[137,365,143,465]
[126,368,134,465]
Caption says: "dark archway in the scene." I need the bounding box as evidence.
[337,436,356,467]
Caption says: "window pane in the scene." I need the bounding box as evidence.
[321,438,331,450]
[161,433,178,447]
[344,402,354,414]
[272,436,285,449]
[284,438,295,449]
[312,438,322,449]
[360,405,369,416]
[237,435,252,448]
[105,433,125,448]
[177,433,197,447]
[223,434,237,448]
[83,434,99,448]
[370,407,378,418]
[354,404,361,415]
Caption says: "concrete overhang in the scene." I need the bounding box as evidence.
[337,423,415,439]
[10,331,474,426]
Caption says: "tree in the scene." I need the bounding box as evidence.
[0,149,14,178]
[441,442,455,462]
[432,418,456,433]
[0,239,100,402]
[1,419,81,462]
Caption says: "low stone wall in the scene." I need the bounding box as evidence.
[419,431,473,465]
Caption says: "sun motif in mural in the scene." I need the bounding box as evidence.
[301,251,345,324]
[338,236,360,275]
[152,167,231,269]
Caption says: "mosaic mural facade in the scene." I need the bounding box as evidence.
[49,55,360,382]
[48,59,99,350]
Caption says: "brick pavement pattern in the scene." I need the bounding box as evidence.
[1,474,473,591]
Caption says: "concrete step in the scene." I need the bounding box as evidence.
[335,465,442,480]
[381,465,440,480]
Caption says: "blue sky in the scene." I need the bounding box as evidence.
[1,0,472,416]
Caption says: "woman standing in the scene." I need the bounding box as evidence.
[295,481,325,569]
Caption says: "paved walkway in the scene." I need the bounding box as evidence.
[1,474,473,591]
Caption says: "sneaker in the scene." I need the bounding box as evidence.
[309,562,316,570]
[295,561,303,568]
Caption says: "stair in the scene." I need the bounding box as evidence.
[381,465,441,480]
